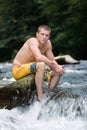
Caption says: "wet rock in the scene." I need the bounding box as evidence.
[0,74,36,109]
[55,55,79,64]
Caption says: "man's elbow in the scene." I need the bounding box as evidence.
[36,56,42,62]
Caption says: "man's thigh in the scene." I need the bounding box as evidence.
[12,62,37,80]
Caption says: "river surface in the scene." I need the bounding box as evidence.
[0,60,87,130]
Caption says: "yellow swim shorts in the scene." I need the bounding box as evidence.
[12,62,52,82]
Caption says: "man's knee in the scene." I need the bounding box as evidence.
[37,62,45,71]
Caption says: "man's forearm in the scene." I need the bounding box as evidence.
[36,55,58,70]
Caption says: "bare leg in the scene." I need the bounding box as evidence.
[35,62,45,101]
[49,71,60,90]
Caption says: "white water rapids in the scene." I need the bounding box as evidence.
[0,60,87,130]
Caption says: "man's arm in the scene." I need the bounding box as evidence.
[28,38,53,65]
[28,38,64,75]
[45,41,64,75]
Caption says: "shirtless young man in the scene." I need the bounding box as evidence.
[12,25,64,101]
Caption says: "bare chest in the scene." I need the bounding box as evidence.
[39,46,47,55]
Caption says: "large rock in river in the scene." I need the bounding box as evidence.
[0,74,36,109]
[55,55,79,64]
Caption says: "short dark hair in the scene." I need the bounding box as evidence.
[37,25,51,33]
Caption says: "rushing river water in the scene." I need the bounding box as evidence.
[0,60,87,130]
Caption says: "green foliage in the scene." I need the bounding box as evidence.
[0,0,87,61]
[37,0,87,59]
[0,0,42,46]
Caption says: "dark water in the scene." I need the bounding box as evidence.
[0,60,87,130]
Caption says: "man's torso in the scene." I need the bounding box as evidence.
[13,37,50,67]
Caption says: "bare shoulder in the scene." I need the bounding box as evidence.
[25,37,38,46]
[26,37,37,43]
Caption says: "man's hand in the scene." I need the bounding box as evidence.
[51,60,64,75]
[55,64,64,76]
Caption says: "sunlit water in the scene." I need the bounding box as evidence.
[0,60,87,130]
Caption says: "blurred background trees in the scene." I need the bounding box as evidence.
[0,0,87,61]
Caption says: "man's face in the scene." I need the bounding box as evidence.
[36,28,50,45]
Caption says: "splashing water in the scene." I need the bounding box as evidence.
[0,60,87,130]
[0,96,87,130]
